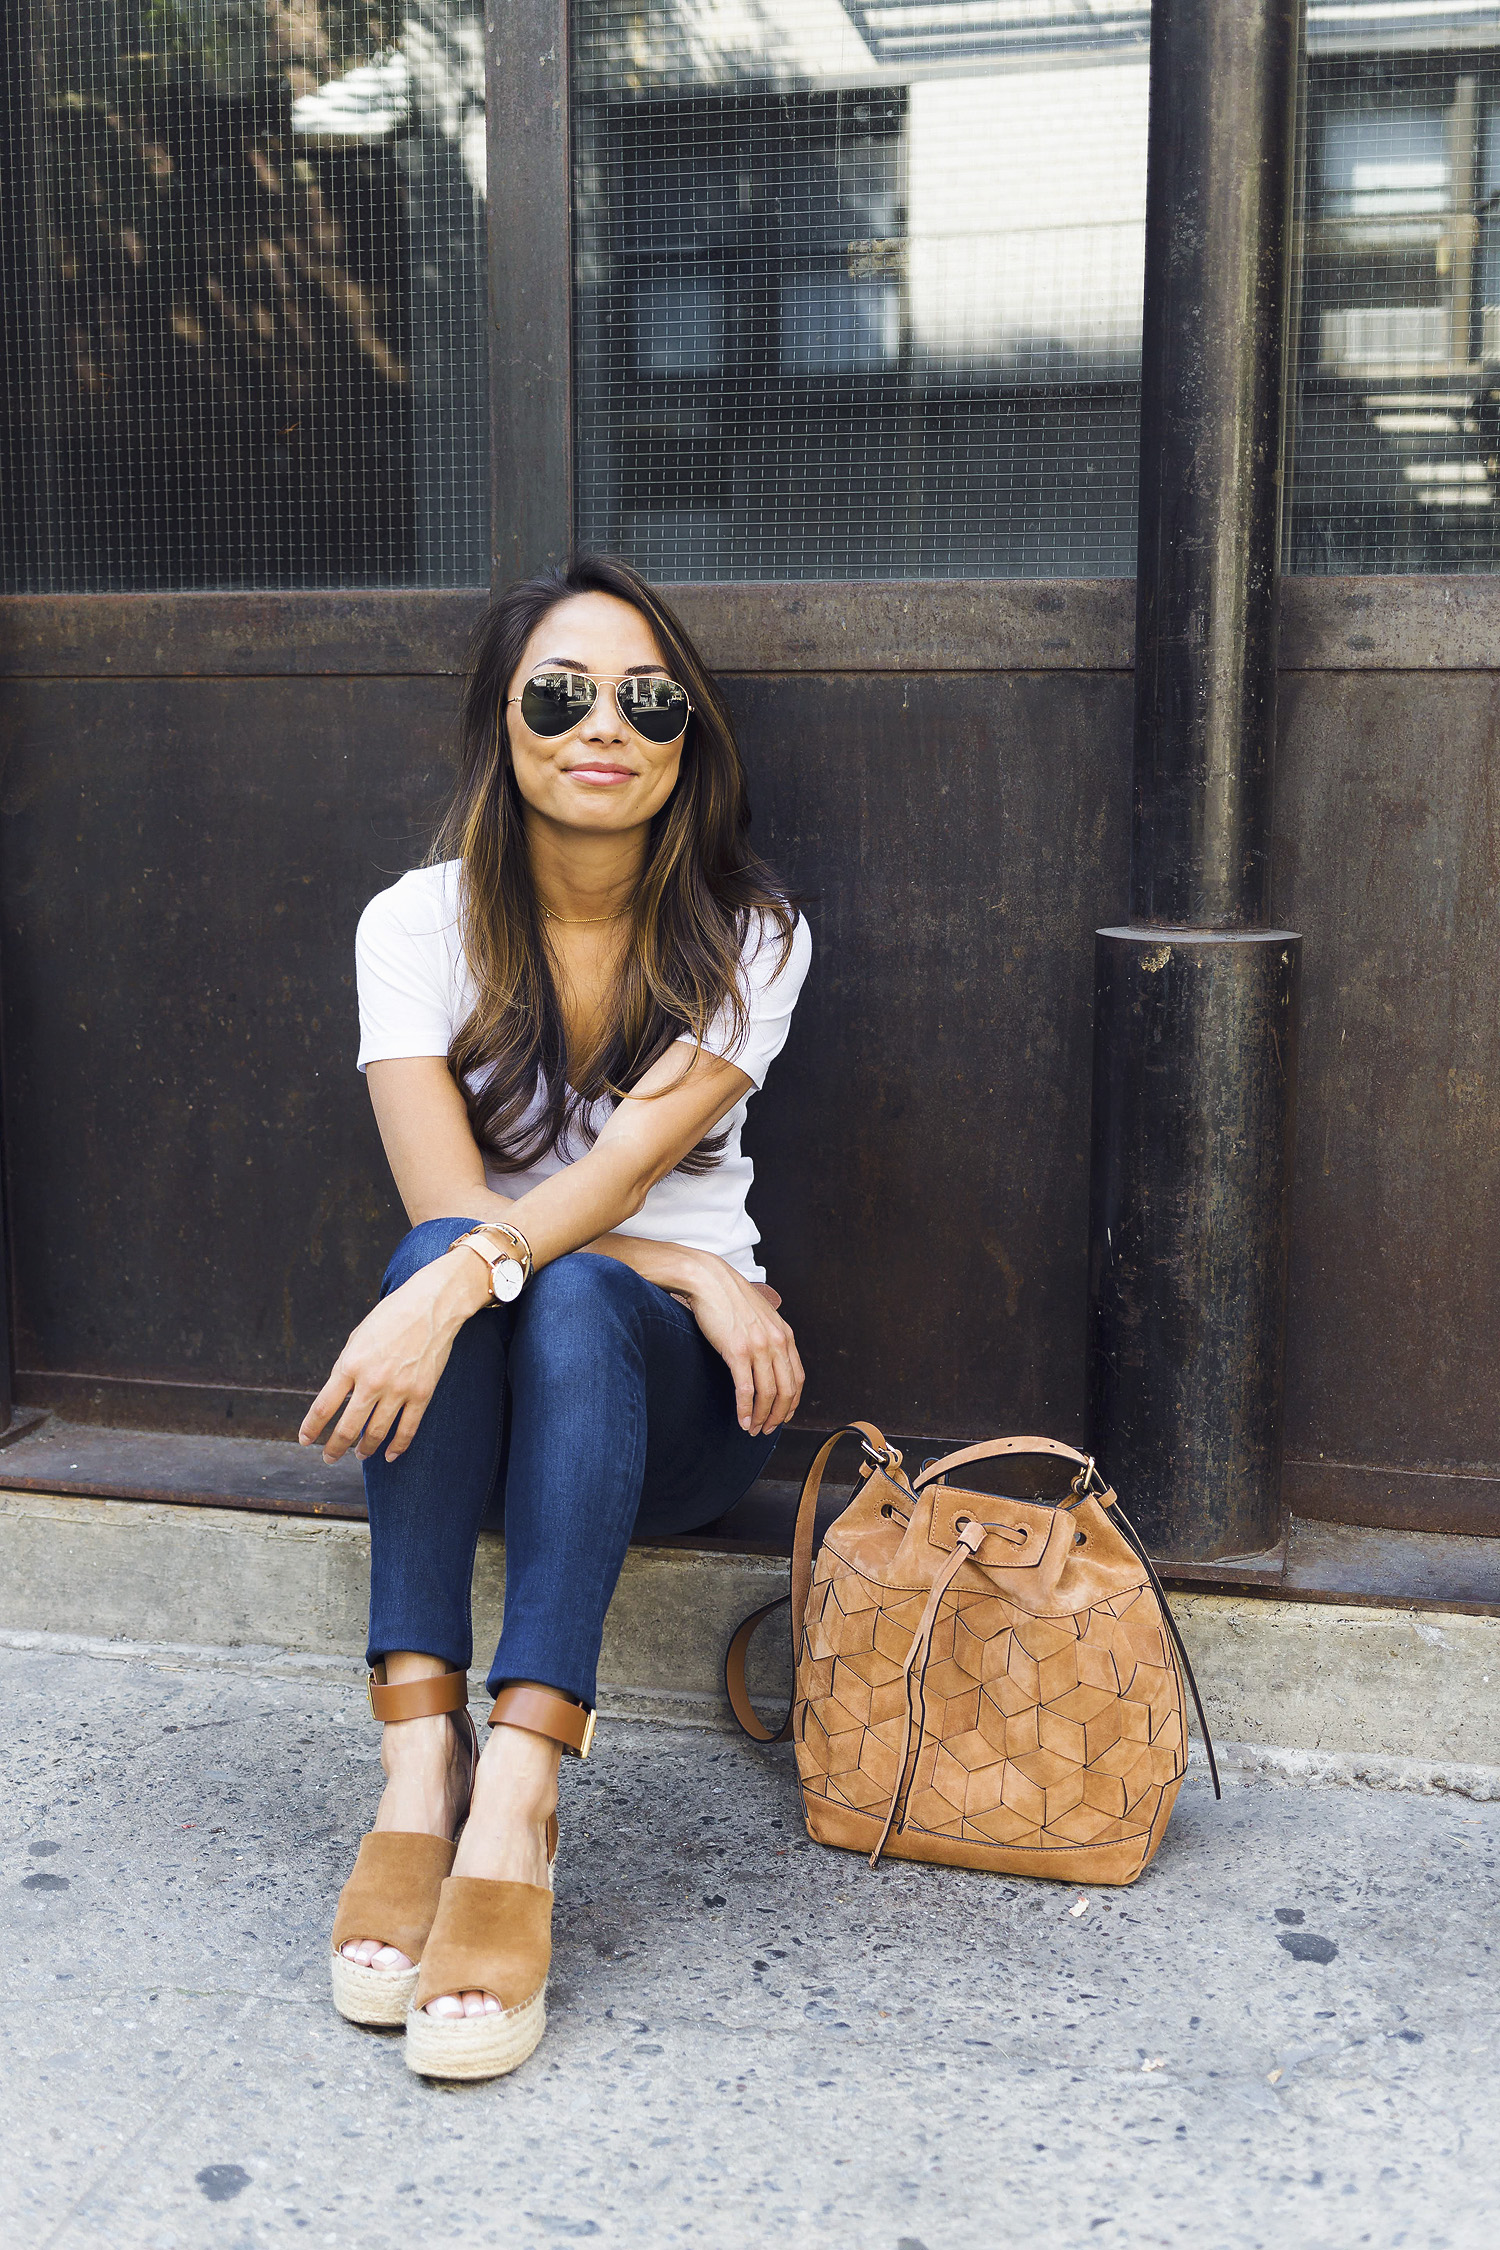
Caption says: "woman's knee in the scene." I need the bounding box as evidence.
[380,1216,476,1296]
[512,1252,647,1353]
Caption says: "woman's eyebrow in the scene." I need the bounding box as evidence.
[532,656,667,676]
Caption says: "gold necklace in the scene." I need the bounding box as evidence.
[540,903,629,926]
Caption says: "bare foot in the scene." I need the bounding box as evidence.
[421,1718,561,2020]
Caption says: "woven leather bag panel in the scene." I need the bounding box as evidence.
[792,1554,1186,1872]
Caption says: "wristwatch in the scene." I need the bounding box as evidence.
[453,1221,533,1305]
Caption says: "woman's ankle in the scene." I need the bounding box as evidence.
[474,1722,560,1812]
[379,1710,459,1779]
[449,1792,554,1884]
[370,1711,468,1839]
[469,1762,557,1830]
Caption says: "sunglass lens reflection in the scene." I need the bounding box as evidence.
[521,671,598,736]
[617,677,690,741]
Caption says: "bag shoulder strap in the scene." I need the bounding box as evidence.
[1110,1502,1222,1800]
[725,1422,894,1743]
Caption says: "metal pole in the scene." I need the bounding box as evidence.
[1087,0,1305,1559]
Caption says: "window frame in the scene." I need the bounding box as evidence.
[490,0,576,586]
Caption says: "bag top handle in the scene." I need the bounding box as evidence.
[912,1435,1115,1506]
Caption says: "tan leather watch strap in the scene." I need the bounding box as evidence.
[367,1663,469,1722]
[453,1221,532,1294]
[488,1682,596,1758]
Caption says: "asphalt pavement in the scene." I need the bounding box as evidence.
[3,1639,1495,2250]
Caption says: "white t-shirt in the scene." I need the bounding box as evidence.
[355,860,811,1282]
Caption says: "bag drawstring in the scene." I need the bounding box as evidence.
[868,1519,988,1868]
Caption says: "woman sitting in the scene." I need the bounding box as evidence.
[301,554,811,2082]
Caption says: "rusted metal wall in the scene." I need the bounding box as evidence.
[0,590,1131,1439]
[0,669,447,1429]
[1,579,1498,1538]
[1275,668,1500,1536]
[734,668,1132,1439]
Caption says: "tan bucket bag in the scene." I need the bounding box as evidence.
[726,1424,1219,1886]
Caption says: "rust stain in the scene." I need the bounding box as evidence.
[981,1234,1024,1320]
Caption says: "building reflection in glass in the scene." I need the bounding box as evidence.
[1,1,488,592]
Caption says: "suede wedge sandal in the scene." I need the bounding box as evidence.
[329,1663,479,2027]
[403,1683,592,2082]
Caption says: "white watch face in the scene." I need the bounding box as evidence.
[491,1256,525,1303]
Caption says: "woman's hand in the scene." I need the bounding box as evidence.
[677,1253,804,1437]
[299,1249,490,1465]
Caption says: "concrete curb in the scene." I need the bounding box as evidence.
[1198,1737,1500,1799]
[4,1624,1499,1801]
[2,1489,1497,1774]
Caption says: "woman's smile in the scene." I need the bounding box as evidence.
[561,757,635,786]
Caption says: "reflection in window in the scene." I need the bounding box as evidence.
[572,1,1152,580]
[780,276,900,375]
[633,278,726,375]
[1,2,489,591]
[574,2,1500,583]
[1289,7,1500,572]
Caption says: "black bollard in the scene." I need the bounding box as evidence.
[1087,0,1305,1558]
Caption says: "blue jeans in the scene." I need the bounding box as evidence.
[363,1219,778,1707]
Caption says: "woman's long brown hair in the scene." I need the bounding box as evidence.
[431,553,796,1176]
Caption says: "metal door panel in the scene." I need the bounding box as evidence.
[0,674,449,1428]
[1274,667,1500,1531]
[733,668,1132,1437]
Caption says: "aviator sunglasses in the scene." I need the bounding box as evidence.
[509,667,692,745]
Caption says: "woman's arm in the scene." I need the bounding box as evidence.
[300,1048,803,1461]
[366,1057,779,1310]
[360,1053,756,1275]
[361,1055,517,1228]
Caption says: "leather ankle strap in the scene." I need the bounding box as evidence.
[367,1664,469,1722]
[488,1683,596,1759]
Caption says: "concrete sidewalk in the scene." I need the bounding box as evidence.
[5,1639,1497,2249]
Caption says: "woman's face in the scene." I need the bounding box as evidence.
[506,591,687,838]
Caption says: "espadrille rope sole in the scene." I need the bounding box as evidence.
[403,1986,547,2080]
[329,1947,419,2027]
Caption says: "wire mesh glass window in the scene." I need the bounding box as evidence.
[1289,5,1500,573]
[571,3,1153,582]
[1,3,489,592]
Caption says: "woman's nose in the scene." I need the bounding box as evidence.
[576,685,630,742]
